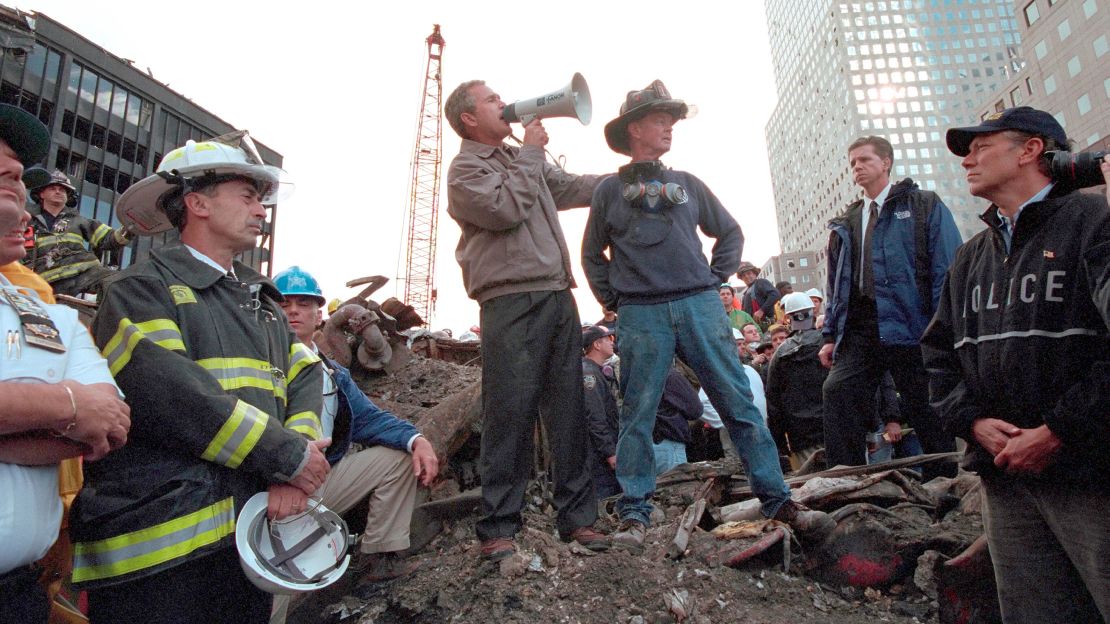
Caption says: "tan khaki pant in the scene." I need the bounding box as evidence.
[271,446,417,624]
[322,446,418,554]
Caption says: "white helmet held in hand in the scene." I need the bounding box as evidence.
[114,130,293,235]
[235,492,352,595]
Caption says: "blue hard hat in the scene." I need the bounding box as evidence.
[273,266,325,305]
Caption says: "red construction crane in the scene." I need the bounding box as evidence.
[401,24,445,324]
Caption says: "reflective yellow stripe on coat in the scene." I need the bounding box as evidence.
[72,497,235,584]
[201,400,270,468]
[40,259,102,283]
[90,223,113,248]
[283,410,322,439]
[287,342,318,383]
[196,357,287,401]
[35,232,86,248]
[102,318,186,375]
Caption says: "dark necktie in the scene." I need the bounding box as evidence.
[860,200,878,297]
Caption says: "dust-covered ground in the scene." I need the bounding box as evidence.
[292,480,980,624]
[295,354,983,624]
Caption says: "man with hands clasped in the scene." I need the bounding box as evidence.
[0,102,130,624]
[923,108,1110,624]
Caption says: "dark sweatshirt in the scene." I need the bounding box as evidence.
[583,168,743,310]
[653,368,704,445]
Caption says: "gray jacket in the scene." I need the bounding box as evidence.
[447,140,601,303]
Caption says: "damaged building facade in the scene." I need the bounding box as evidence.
[0,5,282,273]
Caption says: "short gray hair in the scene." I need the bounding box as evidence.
[1003,130,1071,178]
[445,80,484,139]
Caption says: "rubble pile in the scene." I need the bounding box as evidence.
[289,442,994,623]
[360,357,481,410]
[299,296,998,623]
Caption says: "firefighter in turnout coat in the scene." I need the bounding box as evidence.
[22,168,131,296]
[69,134,327,624]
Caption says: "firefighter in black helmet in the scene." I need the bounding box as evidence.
[23,167,131,297]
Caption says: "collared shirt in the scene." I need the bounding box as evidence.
[860,182,893,279]
[999,182,1053,253]
[311,343,340,439]
[184,245,235,279]
[0,273,119,573]
[311,342,421,452]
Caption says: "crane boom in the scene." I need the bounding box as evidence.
[401,24,445,324]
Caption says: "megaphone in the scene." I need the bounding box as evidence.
[502,73,592,126]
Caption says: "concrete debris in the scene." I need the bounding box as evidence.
[498,551,531,577]
[663,588,693,622]
[914,549,943,599]
[290,331,993,623]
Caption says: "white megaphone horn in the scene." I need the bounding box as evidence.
[501,73,592,126]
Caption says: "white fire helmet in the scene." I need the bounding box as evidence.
[782,292,815,315]
[114,130,293,236]
[235,492,352,595]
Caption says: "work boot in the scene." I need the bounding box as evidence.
[562,526,610,551]
[773,500,835,542]
[479,537,516,562]
[610,520,646,554]
[356,551,419,582]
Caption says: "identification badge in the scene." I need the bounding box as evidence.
[0,287,66,353]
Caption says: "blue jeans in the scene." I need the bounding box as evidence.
[652,439,688,476]
[615,290,791,526]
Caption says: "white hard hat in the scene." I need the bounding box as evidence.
[805,288,824,301]
[782,292,815,315]
[115,130,293,235]
[235,492,352,595]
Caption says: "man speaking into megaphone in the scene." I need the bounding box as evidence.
[443,79,610,561]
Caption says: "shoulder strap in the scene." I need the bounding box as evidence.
[911,190,937,313]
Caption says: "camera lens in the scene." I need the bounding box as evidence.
[1047,150,1107,189]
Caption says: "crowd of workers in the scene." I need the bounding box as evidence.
[0,71,1107,624]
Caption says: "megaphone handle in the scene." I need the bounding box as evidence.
[519,113,536,125]
[508,133,567,172]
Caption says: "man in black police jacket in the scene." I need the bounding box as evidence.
[922,107,1110,624]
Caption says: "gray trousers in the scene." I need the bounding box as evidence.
[982,475,1110,624]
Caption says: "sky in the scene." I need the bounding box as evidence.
[25,0,784,333]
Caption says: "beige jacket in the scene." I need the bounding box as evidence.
[447,140,601,303]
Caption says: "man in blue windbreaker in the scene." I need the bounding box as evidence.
[819,135,962,479]
[273,266,438,584]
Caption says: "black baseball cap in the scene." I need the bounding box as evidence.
[0,104,49,165]
[21,165,52,190]
[582,324,613,351]
[946,107,1067,157]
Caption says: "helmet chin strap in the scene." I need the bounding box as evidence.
[156,169,188,187]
